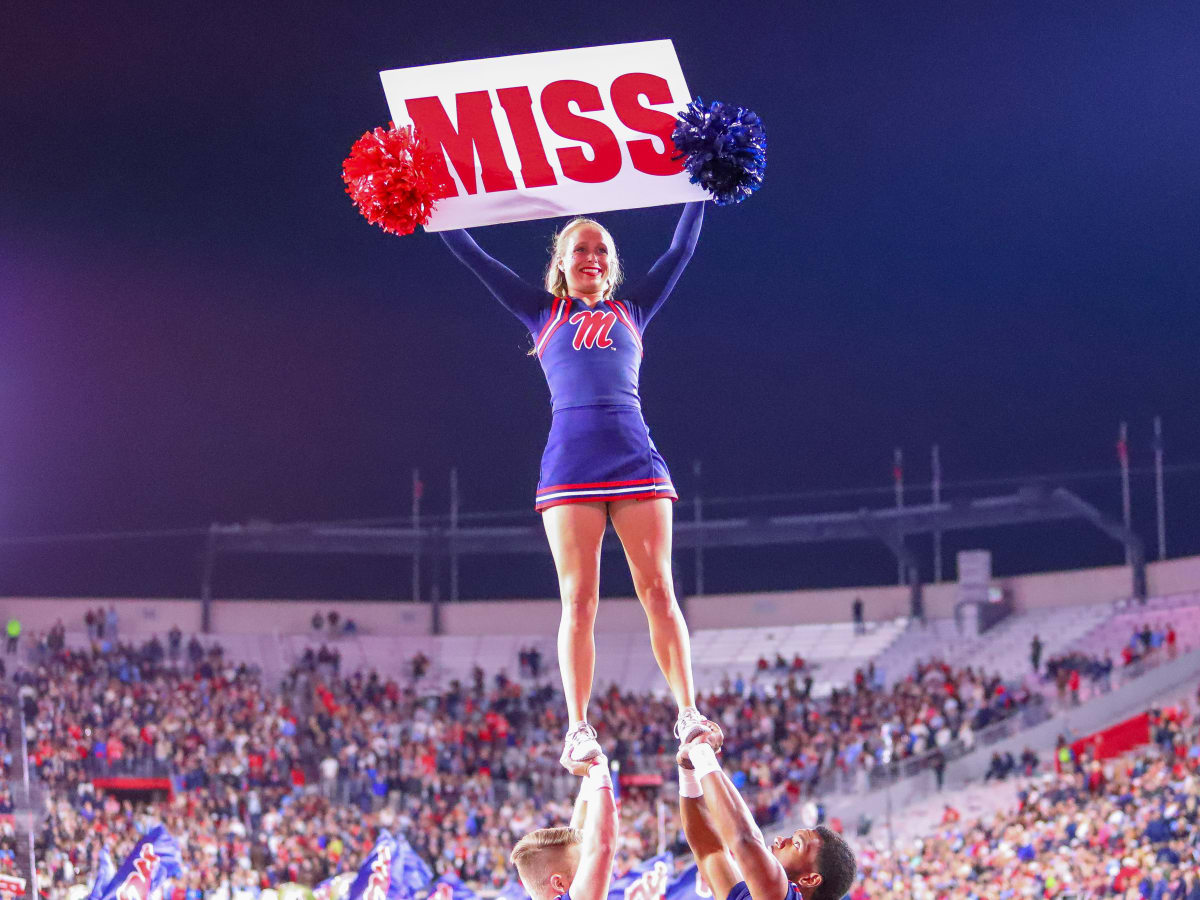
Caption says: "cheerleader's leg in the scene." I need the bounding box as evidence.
[542,501,608,731]
[609,496,697,716]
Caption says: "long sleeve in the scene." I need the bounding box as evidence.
[439,229,547,332]
[622,201,705,327]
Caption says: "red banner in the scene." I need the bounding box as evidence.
[618,773,664,787]
[93,776,174,798]
[1071,712,1151,761]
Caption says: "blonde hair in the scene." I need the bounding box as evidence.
[510,827,581,897]
[544,218,624,300]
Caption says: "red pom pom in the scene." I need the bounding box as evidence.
[342,123,450,237]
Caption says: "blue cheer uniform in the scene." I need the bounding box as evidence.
[727,881,802,900]
[441,202,704,511]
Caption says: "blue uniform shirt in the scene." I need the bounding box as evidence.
[727,880,803,900]
[440,203,704,413]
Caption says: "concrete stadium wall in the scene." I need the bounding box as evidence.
[4,555,1200,638]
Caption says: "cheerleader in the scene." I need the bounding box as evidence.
[441,201,714,771]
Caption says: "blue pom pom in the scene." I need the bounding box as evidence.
[671,98,767,206]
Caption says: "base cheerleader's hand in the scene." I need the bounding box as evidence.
[676,720,725,768]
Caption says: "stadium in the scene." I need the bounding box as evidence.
[4,3,1200,900]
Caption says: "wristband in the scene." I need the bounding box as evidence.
[584,761,614,794]
[678,765,704,798]
[688,742,721,780]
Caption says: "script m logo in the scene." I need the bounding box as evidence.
[405,73,684,197]
[569,309,617,350]
[115,844,159,900]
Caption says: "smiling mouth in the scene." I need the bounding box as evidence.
[580,267,602,276]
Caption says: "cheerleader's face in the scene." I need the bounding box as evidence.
[560,224,613,300]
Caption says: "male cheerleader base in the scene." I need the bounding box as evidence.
[678,731,857,900]
[440,203,702,510]
[510,756,618,900]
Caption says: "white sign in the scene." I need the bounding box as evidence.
[379,40,707,231]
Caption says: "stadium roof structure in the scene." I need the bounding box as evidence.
[202,485,1146,632]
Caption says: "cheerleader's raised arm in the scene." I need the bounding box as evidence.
[439,229,545,332]
[623,200,705,327]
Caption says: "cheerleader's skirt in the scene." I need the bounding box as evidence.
[535,405,678,512]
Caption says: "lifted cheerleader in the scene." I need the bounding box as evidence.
[440,201,713,771]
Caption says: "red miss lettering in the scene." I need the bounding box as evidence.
[407,74,684,197]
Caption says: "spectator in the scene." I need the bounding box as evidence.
[168,625,182,661]
[328,610,340,632]
[930,747,946,791]
[1030,633,1043,673]
[1019,747,1038,776]
[311,611,324,632]
[5,617,19,654]
[852,596,865,635]
[105,605,118,642]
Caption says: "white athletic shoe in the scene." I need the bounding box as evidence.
[674,706,712,745]
[560,721,602,770]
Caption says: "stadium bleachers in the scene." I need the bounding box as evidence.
[869,602,1115,689]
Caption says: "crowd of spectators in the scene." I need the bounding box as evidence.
[852,706,1200,899]
[13,631,1037,898]
[1044,650,1115,705]
[1124,623,1180,666]
[310,611,358,638]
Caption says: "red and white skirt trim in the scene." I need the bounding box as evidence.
[535,406,677,512]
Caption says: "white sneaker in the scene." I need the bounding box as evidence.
[560,722,602,769]
[674,707,711,744]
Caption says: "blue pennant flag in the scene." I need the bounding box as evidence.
[495,881,530,900]
[87,848,117,900]
[607,854,673,900]
[395,834,434,894]
[97,825,183,900]
[663,864,712,900]
[348,832,433,900]
[427,871,477,900]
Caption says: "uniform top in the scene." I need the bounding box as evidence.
[726,880,803,900]
[555,879,801,900]
[440,203,704,413]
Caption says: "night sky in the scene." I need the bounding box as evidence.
[3,2,1198,601]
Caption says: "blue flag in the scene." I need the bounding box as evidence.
[97,825,183,900]
[427,871,477,900]
[663,864,712,900]
[394,833,434,894]
[87,848,117,900]
[348,832,433,900]
[495,881,530,900]
[607,854,673,900]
